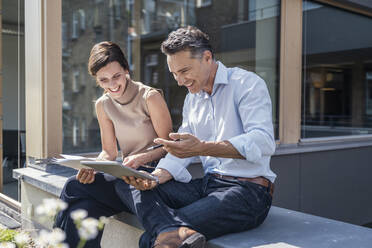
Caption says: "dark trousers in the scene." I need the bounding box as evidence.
[55,173,272,248]
[54,173,129,248]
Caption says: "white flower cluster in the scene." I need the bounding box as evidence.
[70,209,108,241]
[36,198,68,218]
[0,242,15,248]
[35,228,68,248]
[0,198,108,248]
[14,231,30,246]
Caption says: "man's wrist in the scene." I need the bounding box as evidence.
[199,140,212,156]
[152,168,173,184]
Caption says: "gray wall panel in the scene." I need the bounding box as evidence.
[271,146,372,226]
[271,155,301,211]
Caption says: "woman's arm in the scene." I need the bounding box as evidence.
[95,99,118,161]
[77,99,118,184]
[123,90,173,169]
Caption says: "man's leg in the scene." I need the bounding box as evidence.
[176,175,273,240]
[115,178,205,248]
[55,173,130,248]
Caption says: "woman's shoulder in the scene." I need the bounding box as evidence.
[132,81,163,99]
[95,94,110,107]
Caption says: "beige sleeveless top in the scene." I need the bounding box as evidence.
[99,80,160,158]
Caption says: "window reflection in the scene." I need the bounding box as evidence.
[62,0,280,153]
[302,1,372,138]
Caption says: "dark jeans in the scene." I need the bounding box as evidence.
[116,174,272,247]
[54,173,129,248]
[55,173,272,248]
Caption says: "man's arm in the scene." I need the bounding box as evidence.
[155,75,275,161]
[155,133,244,159]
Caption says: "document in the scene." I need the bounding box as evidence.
[54,154,157,181]
[80,160,157,181]
[52,154,95,170]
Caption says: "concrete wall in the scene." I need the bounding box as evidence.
[271,145,372,226]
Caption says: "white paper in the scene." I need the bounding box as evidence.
[53,154,95,170]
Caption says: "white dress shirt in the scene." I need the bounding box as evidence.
[157,61,277,183]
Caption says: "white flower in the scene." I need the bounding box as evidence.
[0,242,16,248]
[99,216,108,224]
[78,217,99,240]
[48,228,66,246]
[14,231,30,246]
[36,198,67,218]
[35,204,46,216]
[98,216,108,230]
[35,229,51,247]
[71,209,88,221]
[35,228,67,247]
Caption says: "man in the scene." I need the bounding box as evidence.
[121,26,276,248]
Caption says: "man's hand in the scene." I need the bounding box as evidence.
[76,168,96,184]
[122,168,173,191]
[123,153,148,169]
[154,133,203,158]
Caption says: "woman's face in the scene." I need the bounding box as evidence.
[96,61,129,100]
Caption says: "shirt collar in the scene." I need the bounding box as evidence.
[197,61,228,98]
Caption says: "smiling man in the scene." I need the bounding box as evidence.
[119,26,277,248]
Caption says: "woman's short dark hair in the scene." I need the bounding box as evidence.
[161,26,213,59]
[88,41,130,76]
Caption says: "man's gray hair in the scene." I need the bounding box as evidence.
[161,26,214,58]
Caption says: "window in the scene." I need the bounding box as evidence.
[81,119,87,142]
[72,11,79,39]
[62,22,67,49]
[62,0,280,153]
[73,118,79,146]
[196,0,212,8]
[114,0,122,21]
[248,0,279,21]
[302,0,372,138]
[79,9,86,31]
[72,70,80,93]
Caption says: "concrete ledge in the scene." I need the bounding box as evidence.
[14,165,372,248]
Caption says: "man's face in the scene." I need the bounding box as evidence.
[167,50,213,94]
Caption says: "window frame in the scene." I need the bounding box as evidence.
[23,0,372,161]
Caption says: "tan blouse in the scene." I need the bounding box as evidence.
[98,80,160,158]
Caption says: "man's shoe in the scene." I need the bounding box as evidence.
[153,227,206,248]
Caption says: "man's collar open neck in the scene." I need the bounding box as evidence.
[203,61,219,95]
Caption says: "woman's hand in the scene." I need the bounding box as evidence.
[76,168,96,184]
[122,153,149,169]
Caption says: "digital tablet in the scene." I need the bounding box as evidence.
[80,160,157,181]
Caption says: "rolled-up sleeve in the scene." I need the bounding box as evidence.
[228,76,276,163]
[156,95,194,182]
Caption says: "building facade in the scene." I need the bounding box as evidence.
[1,0,372,227]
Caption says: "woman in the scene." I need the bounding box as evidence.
[54,41,172,248]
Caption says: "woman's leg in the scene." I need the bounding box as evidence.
[55,173,130,248]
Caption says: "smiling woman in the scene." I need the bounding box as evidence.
[54,41,173,248]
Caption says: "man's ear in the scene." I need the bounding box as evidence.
[203,50,213,63]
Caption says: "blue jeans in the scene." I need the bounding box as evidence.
[115,174,273,247]
[55,173,272,248]
[54,173,129,248]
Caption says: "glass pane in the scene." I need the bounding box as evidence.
[2,0,26,200]
[62,0,280,153]
[302,1,372,138]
